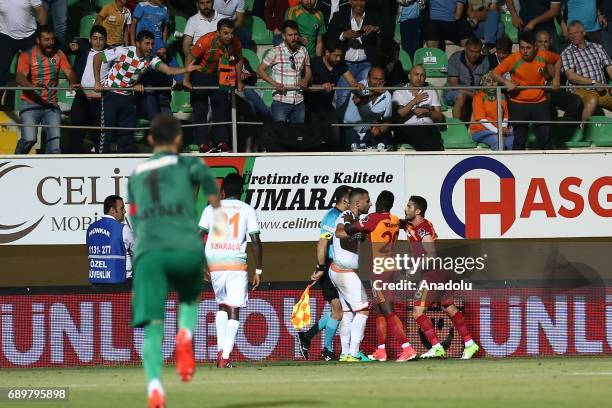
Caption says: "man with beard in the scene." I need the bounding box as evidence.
[94,29,198,153]
[258,20,312,123]
[285,0,327,57]
[15,25,78,154]
[183,0,221,57]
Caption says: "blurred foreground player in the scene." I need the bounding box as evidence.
[128,114,225,408]
[344,191,417,362]
[404,195,479,359]
[333,187,372,362]
[296,185,351,361]
[200,173,263,368]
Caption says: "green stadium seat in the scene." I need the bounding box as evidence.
[93,0,113,9]
[552,119,591,148]
[10,54,18,74]
[171,90,192,113]
[413,48,448,78]
[174,15,187,37]
[399,144,415,150]
[258,81,273,108]
[244,0,255,12]
[242,48,260,70]
[501,13,517,43]
[441,118,477,148]
[251,16,273,45]
[394,23,400,42]
[134,118,150,144]
[399,49,412,72]
[585,116,612,147]
[437,89,449,112]
[80,14,96,38]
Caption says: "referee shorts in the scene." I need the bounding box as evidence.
[319,268,339,302]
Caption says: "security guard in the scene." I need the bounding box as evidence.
[86,195,134,284]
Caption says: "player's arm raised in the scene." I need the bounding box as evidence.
[250,232,263,290]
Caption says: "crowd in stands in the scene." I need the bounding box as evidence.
[0,0,611,153]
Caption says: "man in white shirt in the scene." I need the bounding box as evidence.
[0,0,47,88]
[182,0,221,57]
[391,64,445,151]
[342,67,392,150]
[199,173,263,369]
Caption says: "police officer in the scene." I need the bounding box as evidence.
[86,195,134,284]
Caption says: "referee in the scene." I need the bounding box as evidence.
[296,185,352,361]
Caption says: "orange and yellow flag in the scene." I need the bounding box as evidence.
[291,283,315,330]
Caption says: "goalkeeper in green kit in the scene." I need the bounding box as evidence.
[128,114,226,408]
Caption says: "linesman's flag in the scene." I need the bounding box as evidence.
[291,283,315,330]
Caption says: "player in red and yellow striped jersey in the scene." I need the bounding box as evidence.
[346,191,417,362]
[404,195,479,360]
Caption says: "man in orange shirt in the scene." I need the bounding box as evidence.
[492,31,561,150]
[15,25,79,154]
[470,71,513,150]
[184,18,244,153]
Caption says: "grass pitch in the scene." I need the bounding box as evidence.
[2,357,611,408]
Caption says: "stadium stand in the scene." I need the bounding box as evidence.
[413,47,449,78]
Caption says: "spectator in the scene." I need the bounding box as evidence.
[443,37,489,123]
[602,0,612,58]
[306,39,362,148]
[565,0,607,44]
[317,0,349,24]
[258,20,312,123]
[382,41,408,87]
[183,0,221,57]
[467,0,504,51]
[562,20,612,122]
[326,0,390,108]
[536,29,583,123]
[95,0,133,47]
[392,64,445,151]
[184,19,243,152]
[423,0,473,50]
[213,0,249,49]
[236,56,272,122]
[265,0,290,45]
[285,0,327,57]
[487,34,512,70]
[343,66,392,150]
[94,30,198,153]
[492,31,561,150]
[130,0,169,50]
[42,0,66,46]
[470,71,513,150]
[506,0,561,50]
[14,25,78,154]
[138,42,183,120]
[0,0,47,88]
[397,0,423,61]
[66,25,111,153]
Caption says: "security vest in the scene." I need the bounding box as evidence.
[86,217,127,284]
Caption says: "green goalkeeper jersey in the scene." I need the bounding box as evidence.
[128,152,218,260]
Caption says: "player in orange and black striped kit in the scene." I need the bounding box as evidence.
[404,195,479,359]
[345,191,417,362]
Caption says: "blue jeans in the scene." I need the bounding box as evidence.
[235,26,252,50]
[472,11,504,45]
[472,129,513,150]
[271,101,305,123]
[399,17,421,61]
[42,0,67,45]
[603,24,612,62]
[335,61,371,110]
[16,101,62,154]
[242,89,272,121]
[141,92,171,120]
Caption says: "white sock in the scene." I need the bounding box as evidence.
[339,312,354,355]
[222,319,240,359]
[401,342,411,349]
[465,339,475,347]
[432,342,442,349]
[349,313,368,356]
[378,344,386,349]
[147,379,164,397]
[216,310,228,352]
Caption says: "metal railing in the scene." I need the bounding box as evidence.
[1,84,611,152]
